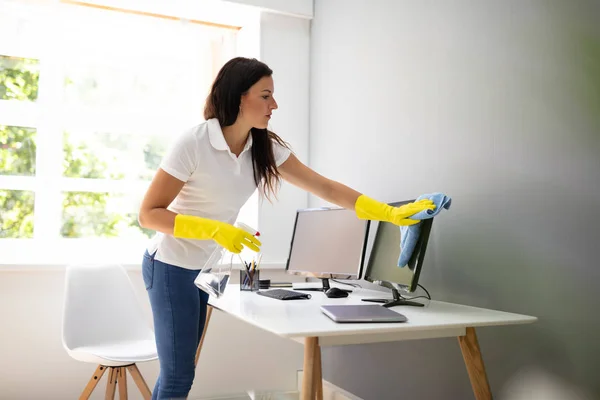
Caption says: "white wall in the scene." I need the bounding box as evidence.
[223,0,313,18]
[258,11,311,265]
[310,0,600,399]
[0,269,305,400]
[0,10,310,400]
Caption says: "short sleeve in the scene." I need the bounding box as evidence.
[159,128,198,182]
[272,140,292,167]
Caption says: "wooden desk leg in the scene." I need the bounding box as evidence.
[195,306,213,367]
[458,327,493,400]
[302,337,318,400]
[313,341,323,400]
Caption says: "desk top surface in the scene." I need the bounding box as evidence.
[208,285,536,340]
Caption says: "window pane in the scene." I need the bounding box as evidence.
[0,190,34,238]
[61,191,152,239]
[0,125,36,176]
[63,131,168,180]
[0,55,40,101]
[62,56,202,115]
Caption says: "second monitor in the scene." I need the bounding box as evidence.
[361,200,434,307]
[285,207,369,292]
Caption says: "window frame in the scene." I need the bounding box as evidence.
[0,1,261,267]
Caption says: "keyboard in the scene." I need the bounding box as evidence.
[256,289,312,300]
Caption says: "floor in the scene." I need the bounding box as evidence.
[195,372,363,400]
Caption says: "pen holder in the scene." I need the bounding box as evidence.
[240,269,260,291]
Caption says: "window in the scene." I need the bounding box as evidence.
[0,2,255,265]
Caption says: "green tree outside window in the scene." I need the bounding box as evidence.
[1,55,159,239]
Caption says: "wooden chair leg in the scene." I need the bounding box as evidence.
[126,364,152,400]
[79,364,107,400]
[458,327,493,400]
[105,367,118,400]
[118,367,128,399]
[195,305,213,366]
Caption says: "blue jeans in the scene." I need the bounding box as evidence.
[142,250,209,400]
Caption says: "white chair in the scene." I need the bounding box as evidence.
[62,263,158,399]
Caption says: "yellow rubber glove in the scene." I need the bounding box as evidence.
[173,214,261,254]
[354,195,436,226]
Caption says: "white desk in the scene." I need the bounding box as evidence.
[200,285,537,400]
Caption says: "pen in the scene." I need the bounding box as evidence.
[250,260,255,281]
[238,254,252,284]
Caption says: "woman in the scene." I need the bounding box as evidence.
[138,57,433,399]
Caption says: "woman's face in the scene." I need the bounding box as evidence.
[239,75,278,129]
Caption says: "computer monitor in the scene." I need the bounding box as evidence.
[285,206,369,292]
[361,200,433,307]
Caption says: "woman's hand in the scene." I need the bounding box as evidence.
[174,215,261,254]
[355,195,435,226]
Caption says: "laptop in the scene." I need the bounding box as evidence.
[320,304,408,323]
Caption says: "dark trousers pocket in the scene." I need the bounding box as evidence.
[142,251,155,290]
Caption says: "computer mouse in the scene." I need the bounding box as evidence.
[325,287,348,298]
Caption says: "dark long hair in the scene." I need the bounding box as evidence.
[204,57,290,201]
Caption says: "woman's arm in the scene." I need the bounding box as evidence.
[138,168,261,253]
[278,154,362,210]
[278,154,434,224]
[138,168,185,234]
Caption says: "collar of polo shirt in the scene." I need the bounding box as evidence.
[207,118,253,154]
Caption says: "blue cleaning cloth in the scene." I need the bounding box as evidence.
[398,193,452,267]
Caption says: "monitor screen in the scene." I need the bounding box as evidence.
[363,202,433,293]
[285,207,368,279]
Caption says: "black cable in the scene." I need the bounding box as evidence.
[393,291,430,304]
[403,295,431,301]
[393,284,432,303]
[330,275,362,288]
[417,283,431,300]
[328,276,428,299]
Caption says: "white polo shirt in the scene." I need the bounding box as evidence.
[146,118,291,270]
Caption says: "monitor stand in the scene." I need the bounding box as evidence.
[362,288,424,307]
[295,278,351,293]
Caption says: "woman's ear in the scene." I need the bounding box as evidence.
[239,95,245,115]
